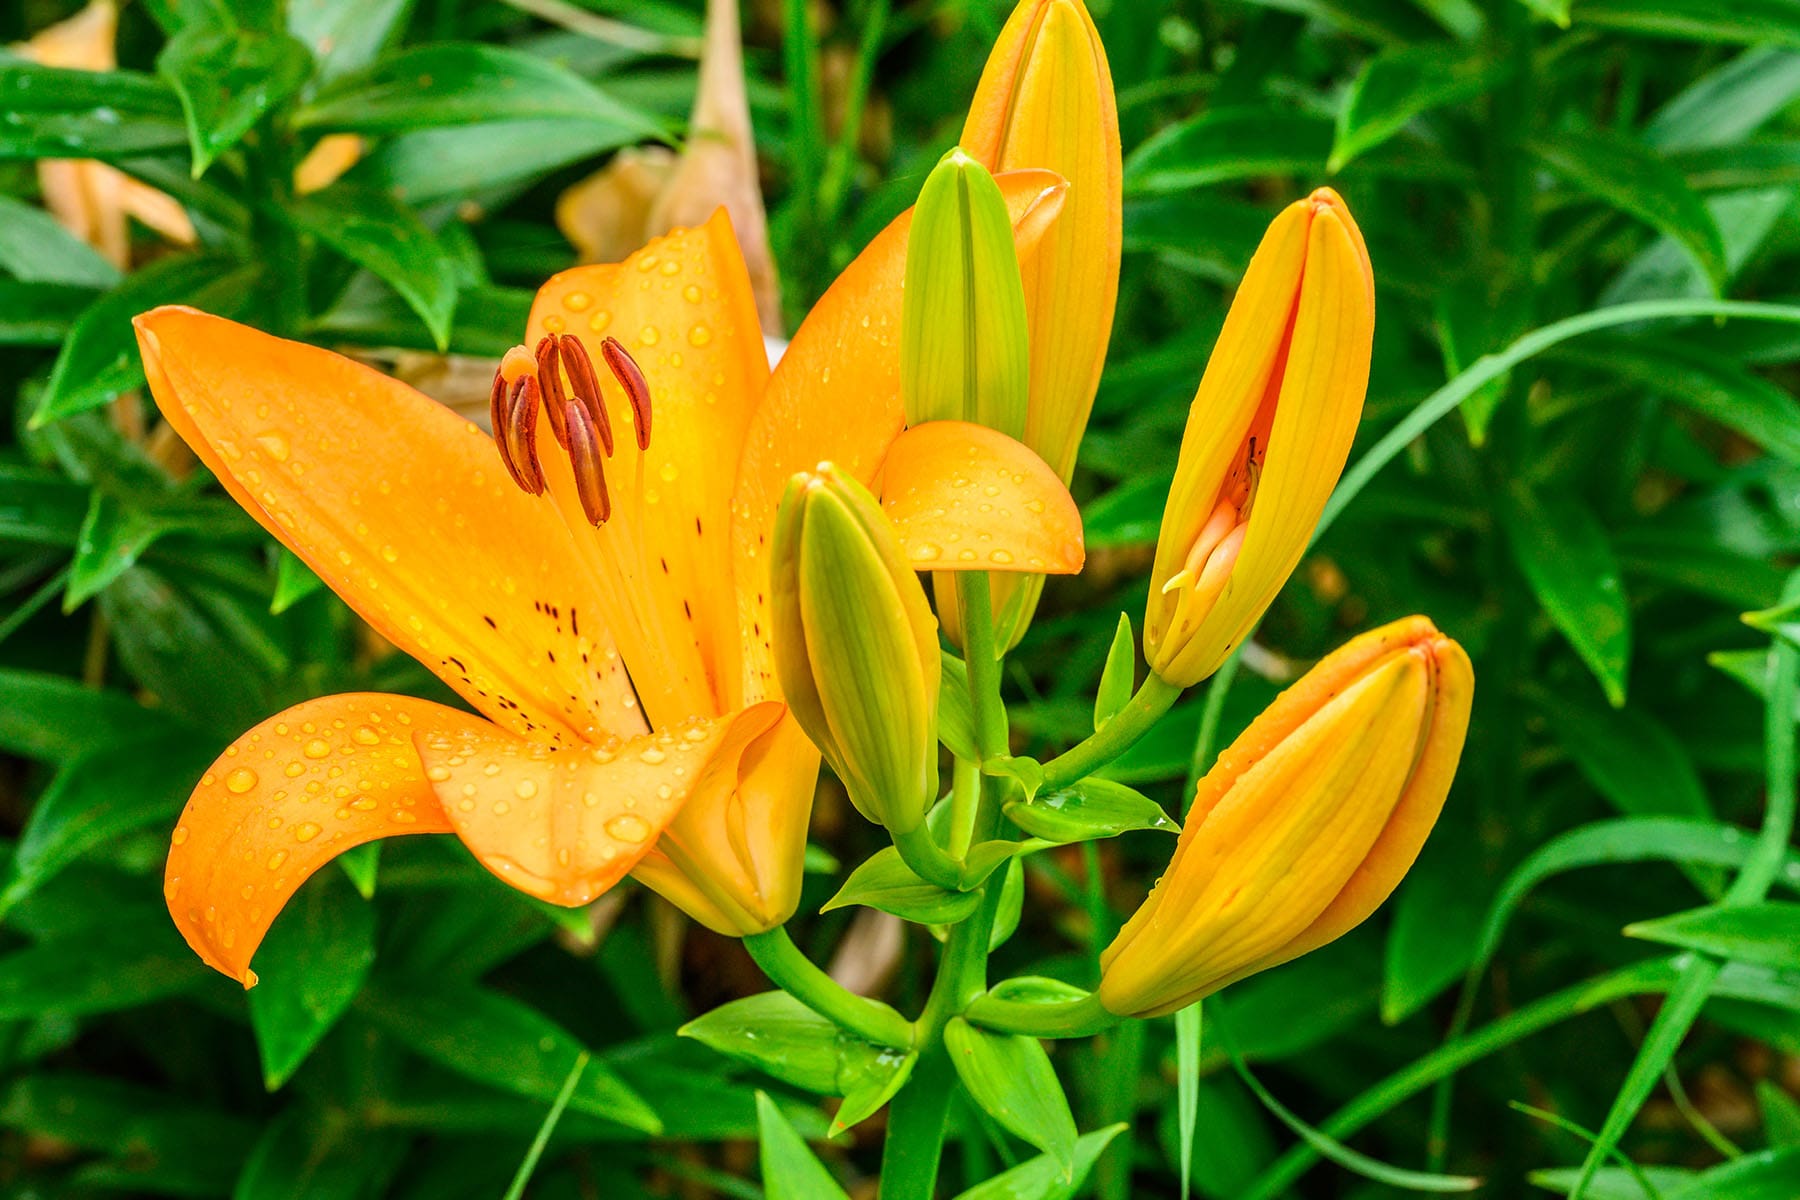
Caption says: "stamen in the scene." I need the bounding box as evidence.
[534,336,571,450]
[487,365,508,441]
[563,400,612,526]
[599,337,652,451]
[500,376,545,495]
[557,335,614,457]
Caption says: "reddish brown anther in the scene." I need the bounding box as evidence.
[563,400,612,526]
[534,336,571,450]
[498,375,546,496]
[556,335,615,457]
[599,337,652,451]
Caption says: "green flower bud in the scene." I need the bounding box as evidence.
[772,464,941,834]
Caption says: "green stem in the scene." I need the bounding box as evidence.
[964,991,1117,1039]
[742,928,914,1049]
[894,823,968,891]
[947,757,982,858]
[955,572,1009,761]
[1039,674,1183,793]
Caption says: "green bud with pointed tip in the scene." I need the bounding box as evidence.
[772,464,941,835]
[900,146,1032,441]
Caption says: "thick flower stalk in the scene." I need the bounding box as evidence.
[772,466,941,835]
[1099,617,1473,1018]
[1147,188,1375,688]
[143,192,1082,984]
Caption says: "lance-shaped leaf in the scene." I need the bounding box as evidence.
[944,1017,1078,1175]
[901,148,1032,440]
[680,991,914,1103]
[1005,777,1176,844]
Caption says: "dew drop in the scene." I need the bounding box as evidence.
[293,822,321,843]
[640,747,666,765]
[515,779,539,800]
[688,323,712,347]
[426,765,451,782]
[910,543,942,562]
[352,725,381,746]
[303,738,331,759]
[266,850,289,871]
[606,814,651,844]
[257,433,290,462]
[563,291,592,312]
[172,826,190,846]
[225,767,259,794]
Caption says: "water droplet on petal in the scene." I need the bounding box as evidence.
[225,768,258,794]
[293,822,321,842]
[606,814,650,843]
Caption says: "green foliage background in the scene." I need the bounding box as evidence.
[3,0,1800,1196]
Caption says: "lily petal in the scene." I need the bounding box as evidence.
[164,693,461,987]
[136,309,645,745]
[417,700,784,908]
[731,170,1068,702]
[632,711,818,935]
[879,420,1084,575]
[525,213,769,730]
[962,0,1122,483]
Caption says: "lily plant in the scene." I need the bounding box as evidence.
[138,1,1473,1195]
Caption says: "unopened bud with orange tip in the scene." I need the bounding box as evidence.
[1146,188,1375,688]
[771,464,941,835]
[1098,617,1472,1018]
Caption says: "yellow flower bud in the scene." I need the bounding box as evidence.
[961,0,1122,648]
[1098,617,1472,1018]
[1146,188,1375,688]
[771,465,941,834]
[901,147,1032,441]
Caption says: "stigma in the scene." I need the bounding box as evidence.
[489,334,652,526]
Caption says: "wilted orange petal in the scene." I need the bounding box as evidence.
[731,170,1067,702]
[526,213,768,731]
[879,420,1084,575]
[135,308,644,745]
[417,701,784,908]
[164,693,461,987]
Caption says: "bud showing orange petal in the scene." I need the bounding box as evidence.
[1098,618,1471,1018]
[1146,188,1374,688]
[960,0,1120,647]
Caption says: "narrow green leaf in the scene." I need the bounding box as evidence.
[1549,338,1800,464]
[287,0,416,81]
[1500,485,1631,706]
[944,1017,1078,1174]
[1004,778,1176,844]
[1331,43,1509,170]
[0,64,188,160]
[756,1092,851,1200]
[1627,901,1800,969]
[1530,127,1728,292]
[1217,1017,1481,1193]
[0,196,120,288]
[1572,0,1800,46]
[951,1124,1129,1200]
[157,25,314,175]
[681,991,912,1100]
[247,873,375,1090]
[0,917,211,1020]
[1094,614,1136,731]
[1176,1004,1201,1198]
[1643,48,1800,152]
[351,117,649,206]
[823,847,983,923]
[0,736,212,916]
[1757,1080,1800,1146]
[1125,109,1332,194]
[286,184,458,350]
[295,44,659,138]
[502,1053,589,1200]
[358,977,662,1133]
[1533,690,1712,819]
[0,668,181,763]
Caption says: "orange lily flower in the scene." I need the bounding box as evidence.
[20,0,195,267]
[143,175,1074,985]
